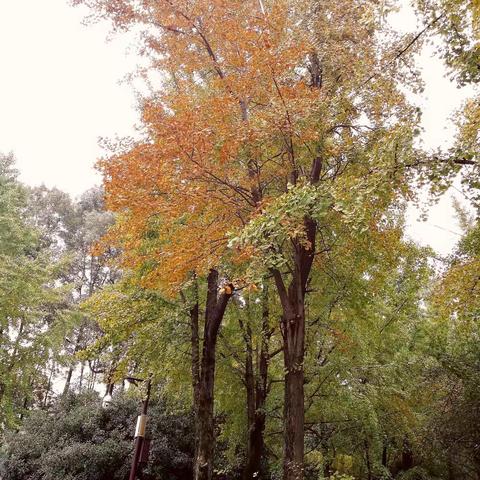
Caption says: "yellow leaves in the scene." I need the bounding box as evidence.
[84,0,418,296]
[433,257,480,324]
[471,0,480,34]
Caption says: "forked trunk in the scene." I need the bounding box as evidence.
[275,154,321,480]
[273,213,317,480]
[194,269,233,480]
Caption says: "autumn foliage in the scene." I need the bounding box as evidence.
[74,1,427,479]
[90,0,418,291]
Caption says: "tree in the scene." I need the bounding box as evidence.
[0,153,67,428]
[72,1,427,478]
[26,185,118,394]
[83,267,234,479]
[84,269,278,478]
[423,213,480,479]
[303,235,434,479]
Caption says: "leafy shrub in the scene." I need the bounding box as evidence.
[0,391,194,480]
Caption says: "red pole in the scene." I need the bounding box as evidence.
[129,379,152,480]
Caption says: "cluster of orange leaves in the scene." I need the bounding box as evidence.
[82,0,414,293]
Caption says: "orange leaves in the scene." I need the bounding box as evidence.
[80,0,418,294]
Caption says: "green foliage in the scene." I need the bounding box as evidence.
[229,183,331,271]
[418,215,480,479]
[0,153,68,428]
[417,0,480,86]
[1,391,195,480]
[416,0,480,209]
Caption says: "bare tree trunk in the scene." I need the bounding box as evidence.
[382,438,388,469]
[63,366,74,395]
[43,362,55,408]
[273,252,310,480]
[78,361,85,391]
[105,382,114,397]
[365,439,372,480]
[63,327,84,395]
[243,285,270,480]
[194,269,233,480]
[283,338,305,480]
[189,275,201,469]
[401,437,413,472]
[191,276,201,410]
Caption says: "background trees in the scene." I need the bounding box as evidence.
[0,153,67,427]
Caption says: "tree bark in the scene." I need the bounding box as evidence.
[194,269,233,480]
[189,275,201,471]
[63,367,74,395]
[365,439,372,480]
[243,285,270,480]
[272,159,320,480]
[190,275,201,410]
[63,327,84,395]
[272,266,307,480]
[283,346,305,480]
[382,440,388,469]
[401,437,413,472]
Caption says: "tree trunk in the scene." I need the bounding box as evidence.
[244,323,257,479]
[78,361,85,390]
[283,351,305,480]
[273,261,309,480]
[43,362,55,408]
[191,276,201,410]
[269,285,306,480]
[189,275,201,471]
[63,366,74,395]
[401,437,413,472]
[382,440,388,468]
[271,154,321,480]
[365,439,373,480]
[63,327,84,395]
[194,269,233,480]
[243,286,270,480]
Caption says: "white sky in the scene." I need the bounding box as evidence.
[0,0,476,256]
[0,0,140,194]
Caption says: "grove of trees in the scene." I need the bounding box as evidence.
[1,0,479,479]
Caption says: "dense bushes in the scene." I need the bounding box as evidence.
[0,391,195,480]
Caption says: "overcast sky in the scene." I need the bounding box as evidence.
[0,0,140,194]
[0,0,475,255]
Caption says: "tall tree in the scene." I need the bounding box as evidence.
[73,1,429,478]
[27,185,118,394]
[0,154,66,427]
[425,212,480,479]
[83,268,234,480]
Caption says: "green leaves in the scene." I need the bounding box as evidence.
[229,183,331,272]
[1,391,195,480]
[0,154,69,429]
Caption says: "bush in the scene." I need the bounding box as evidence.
[0,391,194,480]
